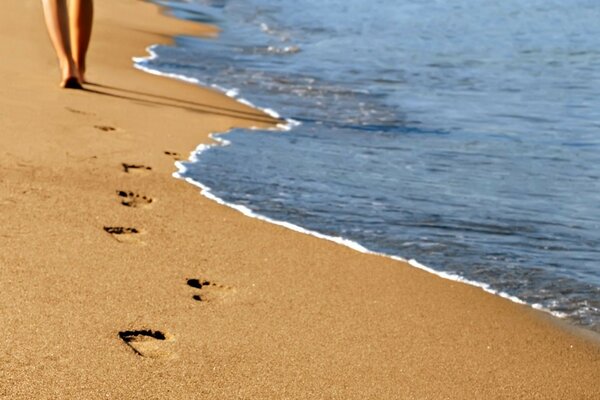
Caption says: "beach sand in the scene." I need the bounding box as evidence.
[0,1,599,398]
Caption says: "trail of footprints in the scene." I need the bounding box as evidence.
[117,275,234,358]
[97,141,235,358]
[108,150,182,243]
[70,109,236,357]
[117,278,235,357]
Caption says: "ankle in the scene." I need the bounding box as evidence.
[60,60,78,79]
[59,61,82,88]
[73,56,86,82]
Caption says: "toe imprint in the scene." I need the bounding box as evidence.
[116,190,154,208]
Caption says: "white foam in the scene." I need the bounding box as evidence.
[267,45,301,54]
[174,138,375,255]
[260,22,271,33]
[135,45,570,325]
[225,88,239,97]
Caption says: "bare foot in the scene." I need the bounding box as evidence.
[60,62,83,89]
[61,77,83,89]
[75,60,87,84]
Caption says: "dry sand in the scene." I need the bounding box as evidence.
[0,1,599,398]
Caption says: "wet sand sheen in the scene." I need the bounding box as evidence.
[0,0,598,398]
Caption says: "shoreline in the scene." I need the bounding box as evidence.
[175,135,578,326]
[144,5,595,333]
[1,1,599,398]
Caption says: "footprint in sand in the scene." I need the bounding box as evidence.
[187,278,234,302]
[116,190,154,208]
[118,330,175,358]
[122,163,152,174]
[164,151,182,161]
[94,125,117,132]
[65,107,95,116]
[103,226,144,243]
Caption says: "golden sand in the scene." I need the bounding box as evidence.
[0,1,598,398]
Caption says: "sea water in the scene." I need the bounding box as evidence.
[139,0,600,332]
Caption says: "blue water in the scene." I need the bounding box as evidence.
[143,0,600,331]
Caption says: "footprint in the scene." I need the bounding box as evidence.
[116,190,154,208]
[164,151,182,161]
[94,125,117,132]
[118,330,175,358]
[122,163,152,174]
[103,226,144,243]
[66,107,94,116]
[187,278,234,302]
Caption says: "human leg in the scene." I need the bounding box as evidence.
[68,0,93,82]
[41,0,81,88]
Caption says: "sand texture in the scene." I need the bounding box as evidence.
[0,1,599,398]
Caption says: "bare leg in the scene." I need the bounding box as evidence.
[41,0,81,88]
[69,0,93,82]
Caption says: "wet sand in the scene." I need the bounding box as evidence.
[0,1,599,398]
